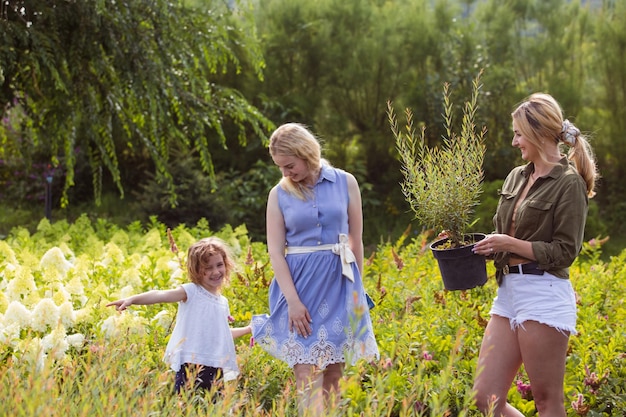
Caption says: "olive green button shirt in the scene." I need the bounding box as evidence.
[492,157,588,281]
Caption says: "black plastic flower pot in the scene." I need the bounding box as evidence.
[429,233,488,290]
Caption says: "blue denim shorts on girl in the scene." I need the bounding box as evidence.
[490,269,577,335]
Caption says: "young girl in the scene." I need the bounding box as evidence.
[107,237,251,394]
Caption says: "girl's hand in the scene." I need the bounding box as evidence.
[106,299,132,311]
[288,300,312,338]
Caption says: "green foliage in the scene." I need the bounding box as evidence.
[1,217,623,416]
[132,152,279,242]
[390,73,486,247]
[0,0,272,206]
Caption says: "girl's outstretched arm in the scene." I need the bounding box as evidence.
[231,325,252,339]
[107,287,187,311]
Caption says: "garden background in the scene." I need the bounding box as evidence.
[1,0,625,416]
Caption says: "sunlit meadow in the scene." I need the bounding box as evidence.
[1,215,624,416]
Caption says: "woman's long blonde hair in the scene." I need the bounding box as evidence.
[512,93,598,197]
[269,123,325,200]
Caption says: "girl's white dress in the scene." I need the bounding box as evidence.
[164,282,239,381]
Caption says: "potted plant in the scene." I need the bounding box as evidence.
[387,72,488,290]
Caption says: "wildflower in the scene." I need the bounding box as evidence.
[382,357,393,370]
[100,316,118,338]
[143,229,163,252]
[571,393,590,416]
[167,228,179,254]
[249,337,255,347]
[4,300,31,327]
[391,247,404,270]
[39,247,73,279]
[228,315,235,323]
[66,333,85,349]
[64,276,86,299]
[587,236,609,248]
[101,242,125,267]
[245,246,254,265]
[42,324,69,360]
[89,343,105,355]
[152,310,174,329]
[5,265,37,303]
[422,351,433,361]
[31,298,60,332]
[515,378,533,400]
[58,301,76,329]
[413,401,426,413]
[583,365,605,394]
[49,283,71,305]
[167,260,184,280]
[0,322,21,346]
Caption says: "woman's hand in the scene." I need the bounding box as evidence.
[288,299,312,338]
[473,234,505,257]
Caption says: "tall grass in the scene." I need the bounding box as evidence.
[0,217,623,416]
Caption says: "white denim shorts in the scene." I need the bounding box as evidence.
[490,270,577,335]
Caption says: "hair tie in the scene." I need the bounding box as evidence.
[561,119,579,146]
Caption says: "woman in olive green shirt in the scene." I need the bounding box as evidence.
[471,93,598,417]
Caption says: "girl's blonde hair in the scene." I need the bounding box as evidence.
[269,123,325,200]
[512,93,598,197]
[186,237,235,285]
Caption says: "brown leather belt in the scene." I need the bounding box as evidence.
[502,262,544,276]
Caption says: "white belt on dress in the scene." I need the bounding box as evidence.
[285,233,356,282]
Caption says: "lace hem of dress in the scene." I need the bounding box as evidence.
[253,320,379,369]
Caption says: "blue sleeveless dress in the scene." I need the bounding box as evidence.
[252,164,379,368]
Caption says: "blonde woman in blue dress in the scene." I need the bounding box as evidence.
[252,123,379,415]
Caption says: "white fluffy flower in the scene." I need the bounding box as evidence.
[58,301,76,329]
[100,316,118,338]
[39,247,73,278]
[49,283,71,305]
[4,300,32,327]
[73,307,91,324]
[168,260,184,282]
[66,333,85,348]
[5,266,37,303]
[0,322,21,346]
[101,242,125,267]
[151,309,174,329]
[42,325,68,360]
[31,298,60,332]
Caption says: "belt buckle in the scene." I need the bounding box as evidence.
[503,265,510,275]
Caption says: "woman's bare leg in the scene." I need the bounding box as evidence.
[517,321,569,417]
[294,364,324,416]
[472,315,525,416]
[322,363,344,409]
